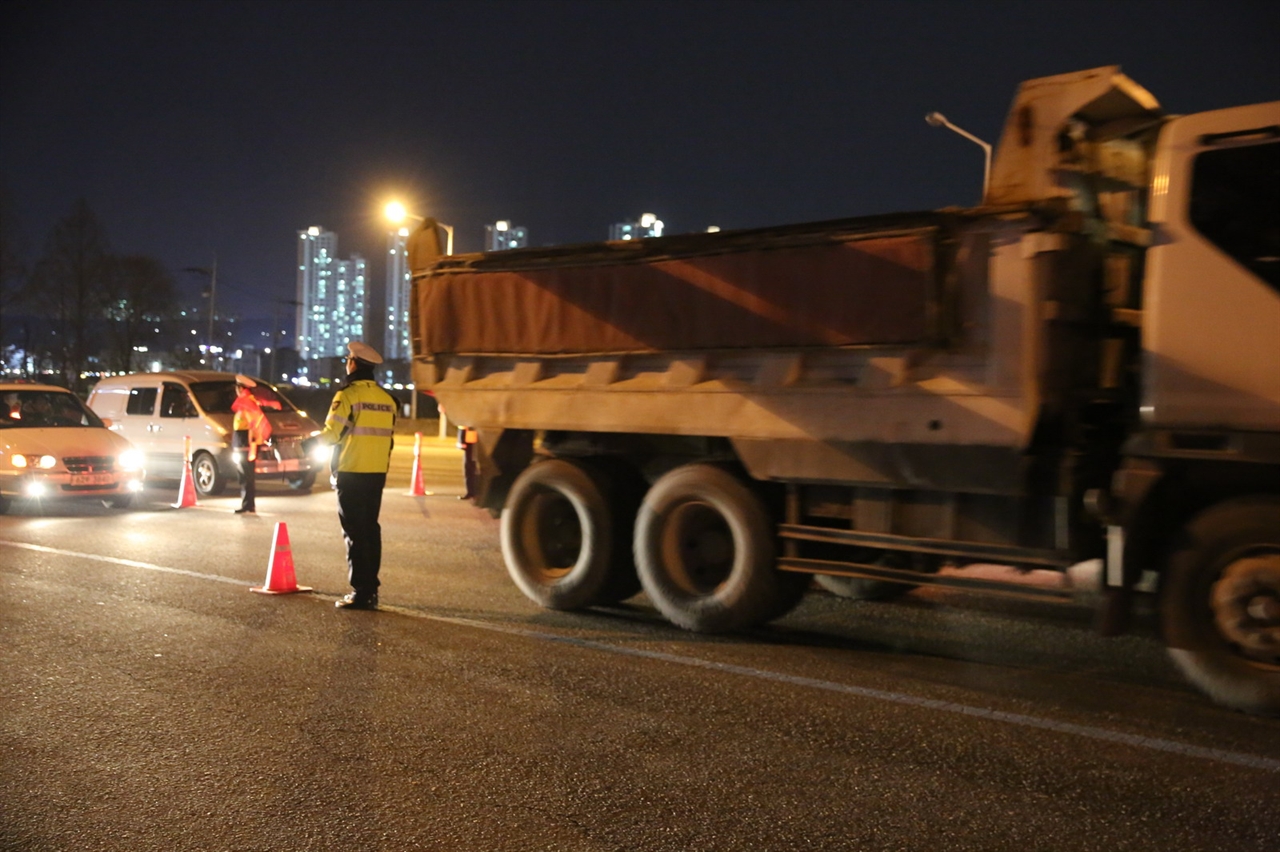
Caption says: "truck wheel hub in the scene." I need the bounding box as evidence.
[1212,553,1280,664]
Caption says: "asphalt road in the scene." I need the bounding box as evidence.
[2,438,1278,851]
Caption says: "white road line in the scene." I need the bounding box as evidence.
[5,538,1279,773]
[2,540,248,586]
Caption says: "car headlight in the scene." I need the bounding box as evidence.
[12,454,57,469]
[117,448,144,472]
[304,437,331,464]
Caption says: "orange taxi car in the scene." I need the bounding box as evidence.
[0,383,145,514]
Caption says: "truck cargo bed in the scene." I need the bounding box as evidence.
[412,211,953,358]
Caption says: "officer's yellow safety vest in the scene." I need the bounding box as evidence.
[319,380,397,473]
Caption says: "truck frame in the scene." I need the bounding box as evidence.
[407,67,1280,714]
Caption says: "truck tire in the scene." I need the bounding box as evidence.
[500,458,635,610]
[635,464,802,632]
[1161,496,1280,715]
[192,451,226,497]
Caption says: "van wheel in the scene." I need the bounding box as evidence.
[192,451,226,497]
[634,464,805,633]
[500,458,634,611]
[287,472,317,491]
[1161,497,1280,715]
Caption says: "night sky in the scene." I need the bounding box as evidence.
[3,0,1277,322]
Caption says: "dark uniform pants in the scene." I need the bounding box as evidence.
[335,471,387,597]
[235,431,255,512]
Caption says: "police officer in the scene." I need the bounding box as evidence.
[314,342,397,609]
[231,375,271,514]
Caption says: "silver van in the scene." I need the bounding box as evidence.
[87,371,322,496]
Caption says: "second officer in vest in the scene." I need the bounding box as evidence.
[315,342,398,609]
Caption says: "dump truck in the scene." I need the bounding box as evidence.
[406,67,1280,713]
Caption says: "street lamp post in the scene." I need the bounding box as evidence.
[926,112,993,203]
[183,256,218,369]
[383,200,454,427]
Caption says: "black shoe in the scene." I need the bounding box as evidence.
[336,593,378,610]
[235,507,255,514]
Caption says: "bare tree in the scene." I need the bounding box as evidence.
[24,199,112,390]
[104,255,177,374]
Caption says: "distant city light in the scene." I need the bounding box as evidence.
[610,213,664,240]
[485,220,527,251]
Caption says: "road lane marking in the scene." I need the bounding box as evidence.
[426,615,1280,774]
[5,537,1278,773]
[1,540,247,586]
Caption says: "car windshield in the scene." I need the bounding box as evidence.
[188,380,293,415]
[1,390,105,429]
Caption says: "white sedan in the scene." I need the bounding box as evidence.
[0,383,145,513]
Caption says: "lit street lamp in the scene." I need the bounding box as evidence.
[384,201,453,255]
[926,111,992,203]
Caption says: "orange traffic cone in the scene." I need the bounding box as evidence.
[251,522,312,594]
[409,431,430,496]
[172,436,198,508]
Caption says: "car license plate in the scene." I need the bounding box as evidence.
[70,474,114,486]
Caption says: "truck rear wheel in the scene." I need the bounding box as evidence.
[1161,496,1280,715]
[635,464,804,632]
[500,458,637,610]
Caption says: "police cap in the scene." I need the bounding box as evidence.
[347,341,383,365]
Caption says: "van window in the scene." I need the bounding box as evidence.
[189,380,291,414]
[160,383,196,418]
[126,387,158,416]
